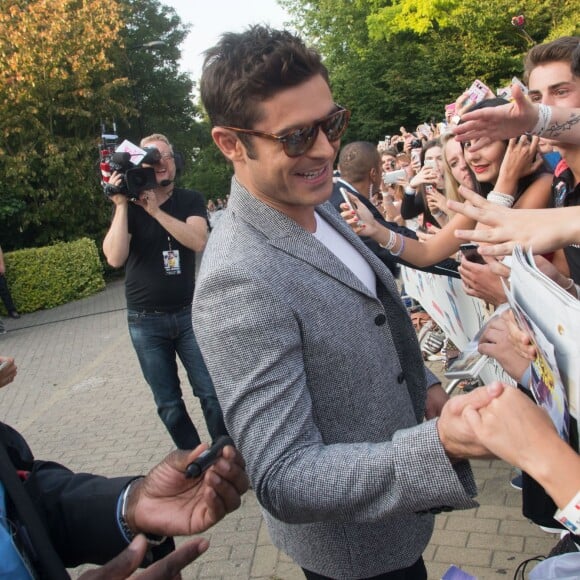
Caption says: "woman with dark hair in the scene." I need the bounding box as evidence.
[461,98,551,210]
[340,98,553,269]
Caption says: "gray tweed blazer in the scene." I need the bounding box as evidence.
[192,178,477,579]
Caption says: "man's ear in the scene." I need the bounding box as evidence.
[212,127,246,163]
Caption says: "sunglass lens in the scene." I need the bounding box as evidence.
[323,110,350,141]
[284,125,318,157]
[282,109,350,157]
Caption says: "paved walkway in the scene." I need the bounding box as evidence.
[0,280,558,579]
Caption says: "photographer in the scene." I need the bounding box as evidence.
[103,133,227,450]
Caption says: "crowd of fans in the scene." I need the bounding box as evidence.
[337,34,580,571]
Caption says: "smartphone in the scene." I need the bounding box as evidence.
[410,149,422,166]
[464,79,492,107]
[460,243,485,265]
[339,187,357,211]
[423,160,437,195]
[0,360,9,372]
[382,169,406,184]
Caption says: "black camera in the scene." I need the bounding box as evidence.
[104,147,161,200]
[410,139,422,149]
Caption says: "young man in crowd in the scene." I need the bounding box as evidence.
[192,26,500,580]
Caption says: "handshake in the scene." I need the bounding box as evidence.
[437,381,577,514]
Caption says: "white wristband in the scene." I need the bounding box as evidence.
[379,228,397,250]
[555,490,580,534]
[528,104,553,136]
[487,191,514,208]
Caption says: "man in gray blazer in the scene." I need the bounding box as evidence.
[192,26,496,580]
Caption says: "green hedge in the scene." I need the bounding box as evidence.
[2,238,105,314]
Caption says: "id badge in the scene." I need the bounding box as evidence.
[163,249,181,275]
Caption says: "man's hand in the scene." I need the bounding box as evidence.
[425,384,449,420]
[436,382,506,461]
[106,172,130,207]
[0,356,17,389]
[449,185,574,257]
[477,315,530,382]
[78,535,208,579]
[127,443,248,538]
[462,386,555,472]
[134,190,162,218]
[452,84,538,150]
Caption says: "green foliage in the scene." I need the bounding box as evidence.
[2,238,105,313]
[183,148,233,201]
[0,0,200,253]
[281,0,579,141]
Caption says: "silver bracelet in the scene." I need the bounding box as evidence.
[528,104,552,136]
[120,477,167,546]
[390,234,405,257]
[378,228,397,250]
[487,191,514,208]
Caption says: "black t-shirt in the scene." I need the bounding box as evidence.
[552,161,580,283]
[125,188,207,310]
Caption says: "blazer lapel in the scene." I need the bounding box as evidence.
[228,180,372,298]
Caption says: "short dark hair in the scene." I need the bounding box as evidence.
[572,42,580,77]
[200,25,329,132]
[523,36,580,83]
[338,142,380,183]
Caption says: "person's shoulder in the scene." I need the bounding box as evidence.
[174,187,205,200]
[0,422,34,465]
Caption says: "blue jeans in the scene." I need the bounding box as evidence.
[128,305,227,449]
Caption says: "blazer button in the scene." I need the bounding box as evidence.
[374,314,386,326]
[397,372,405,384]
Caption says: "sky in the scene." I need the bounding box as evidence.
[160,0,292,83]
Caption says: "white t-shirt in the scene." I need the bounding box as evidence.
[313,212,377,297]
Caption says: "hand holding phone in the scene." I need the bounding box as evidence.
[460,243,486,265]
[339,187,358,212]
[382,169,406,185]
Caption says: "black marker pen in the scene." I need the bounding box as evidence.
[185,436,234,479]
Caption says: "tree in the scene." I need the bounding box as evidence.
[280,0,579,143]
[0,0,200,250]
[0,0,127,249]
